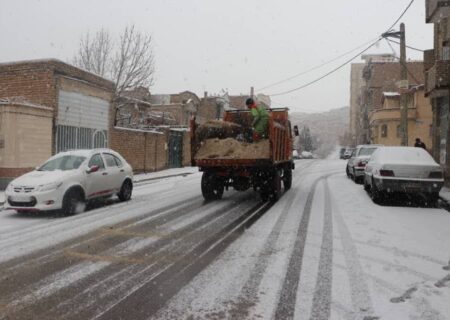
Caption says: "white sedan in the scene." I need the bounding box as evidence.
[4,149,133,215]
[364,146,444,204]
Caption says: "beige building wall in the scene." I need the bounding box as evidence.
[349,63,365,144]
[0,104,53,169]
[369,90,433,150]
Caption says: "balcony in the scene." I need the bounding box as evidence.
[369,108,416,124]
[425,60,450,95]
[426,0,450,23]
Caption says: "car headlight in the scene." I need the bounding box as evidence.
[38,182,63,192]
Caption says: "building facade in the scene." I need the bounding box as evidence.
[425,0,450,179]
[0,59,114,187]
[369,86,433,148]
[361,60,425,145]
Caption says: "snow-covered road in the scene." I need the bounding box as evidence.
[0,159,449,319]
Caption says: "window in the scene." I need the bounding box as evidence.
[38,155,86,171]
[103,153,117,167]
[113,155,123,167]
[381,124,388,138]
[88,154,105,169]
[443,41,450,60]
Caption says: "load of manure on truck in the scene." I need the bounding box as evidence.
[190,108,294,201]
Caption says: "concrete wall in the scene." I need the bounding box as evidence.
[0,104,53,187]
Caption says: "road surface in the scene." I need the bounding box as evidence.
[1,159,450,320]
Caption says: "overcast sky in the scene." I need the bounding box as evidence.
[0,0,432,113]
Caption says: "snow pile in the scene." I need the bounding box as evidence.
[195,138,270,160]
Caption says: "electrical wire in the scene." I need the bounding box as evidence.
[385,0,415,33]
[386,38,424,52]
[383,38,422,85]
[264,0,416,98]
[268,38,382,97]
[256,36,381,92]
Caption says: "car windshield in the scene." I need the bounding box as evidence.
[38,155,86,171]
[358,147,377,156]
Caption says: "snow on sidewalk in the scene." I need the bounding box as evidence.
[133,167,198,183]
[439,186,450,203]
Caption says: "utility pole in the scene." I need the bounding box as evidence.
[399,23,408,146]
[382,23,409,146]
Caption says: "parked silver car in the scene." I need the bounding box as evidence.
[364,146,444,204]
[346,144,382,183]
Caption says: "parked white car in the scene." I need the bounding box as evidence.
[4,149,133,215]
[364,146,444,204]
[346,144,382,183]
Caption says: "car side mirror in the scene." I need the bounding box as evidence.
[86,165,99,174]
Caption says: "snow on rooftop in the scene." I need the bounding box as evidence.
[383,92,400,97]
[0,97,52,110]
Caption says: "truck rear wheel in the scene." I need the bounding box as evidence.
[271,169,282,201]
[201,172,224,200]
[283,166,292,190]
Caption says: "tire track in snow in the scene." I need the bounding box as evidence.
[93,202,272,320]
[309,179,333,320]
[1,194,255,319]
[225,176,305,319]
[273,178,320,320]
[331,190,376,320]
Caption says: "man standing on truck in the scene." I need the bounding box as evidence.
[246,97,269,141]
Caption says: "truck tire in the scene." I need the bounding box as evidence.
[201,172,224,200]
[283,166,292,190]
[270,169,282,202]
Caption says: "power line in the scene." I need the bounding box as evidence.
[264,0,416,98]
[268,38,382,97]
[382,39,422,84]
[256,36,380,92]
[387,38,424,52]
[385,0,415,33]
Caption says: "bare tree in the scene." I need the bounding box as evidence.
[73,25,155,97]
[73,29,112,78]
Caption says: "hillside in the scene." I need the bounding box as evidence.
[290,106,349,158]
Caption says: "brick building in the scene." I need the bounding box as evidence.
[424,0,450,179]
[361,60,425,145]
[0,59,114,187]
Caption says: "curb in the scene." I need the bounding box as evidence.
[133,172,195,184]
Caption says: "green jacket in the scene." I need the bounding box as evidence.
[251,105,269,136]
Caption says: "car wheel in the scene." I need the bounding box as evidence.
[363,177,370,191]
[346,166,351,178]
[62,188,85,216]
[370,179,384,204]
[118,179,133,201]
[426,192,439,208]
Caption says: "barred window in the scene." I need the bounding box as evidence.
[381,124,388,138]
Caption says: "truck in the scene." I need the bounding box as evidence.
[190,108,294,202]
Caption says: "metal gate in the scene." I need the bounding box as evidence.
[56,125,107,152]
[168,131,184,168]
